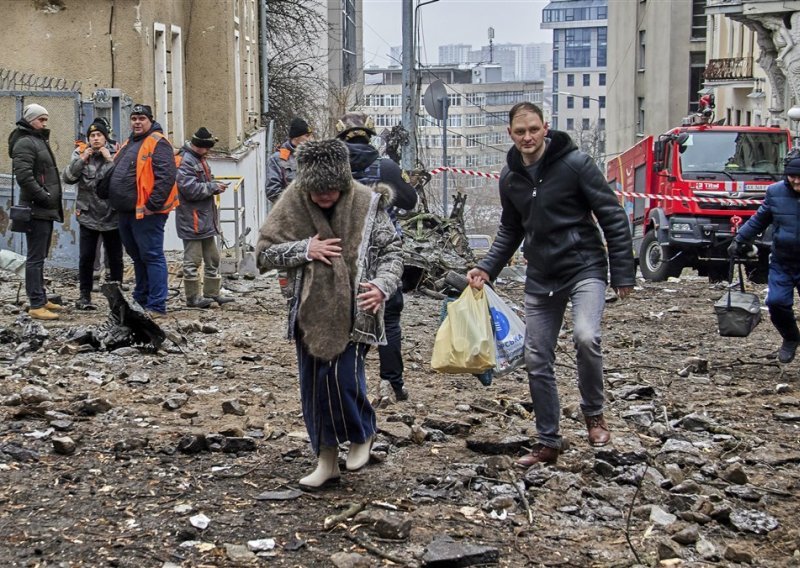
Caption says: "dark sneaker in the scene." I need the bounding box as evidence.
[393,385,409,402]
[75,297,98,311]
[516,443,559,468]
[778,340,799,364]
[585,413,611,447]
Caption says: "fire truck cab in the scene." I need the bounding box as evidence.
[608,122,791,282]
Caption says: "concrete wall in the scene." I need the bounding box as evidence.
[606,0,697,159]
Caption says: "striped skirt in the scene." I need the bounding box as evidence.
[296,340,377,455]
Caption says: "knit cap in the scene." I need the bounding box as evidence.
[23,103,48,123]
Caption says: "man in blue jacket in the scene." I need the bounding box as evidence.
[467,102,635,467]
[730,156,800,364]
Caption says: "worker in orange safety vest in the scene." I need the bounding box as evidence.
[101,103,177,318]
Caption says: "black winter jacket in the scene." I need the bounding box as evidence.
[345,141,417,211]
[106,122,175,213]
[477,130,635,295]
[8,120,64,222]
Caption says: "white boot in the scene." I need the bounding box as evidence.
[299,446,340,489]
[346,436,374,471]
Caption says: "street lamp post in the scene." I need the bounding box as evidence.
[557,91,604,167]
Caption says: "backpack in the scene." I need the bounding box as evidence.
[352,158,402,236]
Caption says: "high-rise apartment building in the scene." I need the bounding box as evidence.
[439,44,472,65]
[541,0,608,164]
[438,42,552,83]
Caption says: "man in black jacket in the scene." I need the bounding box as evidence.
[8,103,65,320]
[467,102,634,467]
[336,112,417,403]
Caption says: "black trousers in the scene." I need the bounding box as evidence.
[79,225,124,295]
[25,219,53,309]
[378,289,405,389]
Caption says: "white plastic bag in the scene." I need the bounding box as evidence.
[484,286,526,376]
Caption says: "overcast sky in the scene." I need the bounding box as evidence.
[363,0,551,68]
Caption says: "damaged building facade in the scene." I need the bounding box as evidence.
[0,0,364,271]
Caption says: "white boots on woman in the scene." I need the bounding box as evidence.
[299,446,340,489]
[299,436,374,489]
[345,436,373,471]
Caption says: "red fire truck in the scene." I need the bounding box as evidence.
[607,119,792,282]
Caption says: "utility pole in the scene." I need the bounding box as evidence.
[401,2,417,171]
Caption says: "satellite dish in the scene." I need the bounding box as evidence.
[423,80,448,120]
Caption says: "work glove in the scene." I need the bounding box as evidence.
[728,240,756,258]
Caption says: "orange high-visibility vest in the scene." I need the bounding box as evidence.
[118,131,180,219]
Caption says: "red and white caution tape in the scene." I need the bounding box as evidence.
[429,167,500,180]
[428,166,764,206]
[612,191,762,206]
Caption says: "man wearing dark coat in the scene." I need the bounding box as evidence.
[468,102,635,468]
[8,103,65,320]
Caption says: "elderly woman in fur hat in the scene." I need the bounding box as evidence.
[256,138,403,489]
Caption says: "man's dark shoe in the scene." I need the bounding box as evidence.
[585,413,611,447]
[75,296,98,311]
[778,340,799,364]
[393,385,409,402]
[516,443,559,468]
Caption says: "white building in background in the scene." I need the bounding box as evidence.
[389,45,402,67]
[438,42,553,83]
[703,14,774,128]
[362,65,542,189]
[541,0,608,162]
[439,44,472,65]
[522,43,552,81]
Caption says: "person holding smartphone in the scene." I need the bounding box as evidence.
[175,127,234,308]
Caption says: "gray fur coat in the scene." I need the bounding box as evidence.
[256,180,403,360]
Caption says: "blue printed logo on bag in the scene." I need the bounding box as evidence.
[490,307,510,339]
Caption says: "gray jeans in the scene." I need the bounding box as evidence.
[524,278,607,449]
[182,237,220,280]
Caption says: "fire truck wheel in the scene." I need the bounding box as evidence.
[639,231,681,281]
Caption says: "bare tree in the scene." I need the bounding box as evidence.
[264,0,328,145]
[571,121,605,171]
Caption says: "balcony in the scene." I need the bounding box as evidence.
[704,56,753,81]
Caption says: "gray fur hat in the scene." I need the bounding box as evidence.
[294,138,352,194]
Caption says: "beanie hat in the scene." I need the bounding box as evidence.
[294,138,352,195]
[23,103,49,123]
[785,157,800,176]
[131,103,153,120]
[86,118,110,140]
[288,117,312,139]
[335,112,376,141]
[191,126,217,148]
